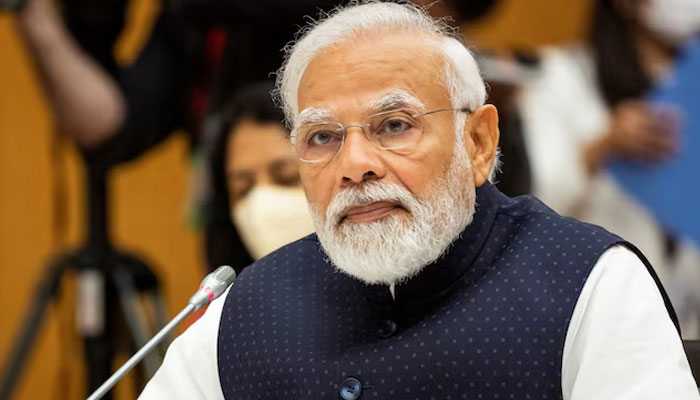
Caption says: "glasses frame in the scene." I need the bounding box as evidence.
[290,107,471,164]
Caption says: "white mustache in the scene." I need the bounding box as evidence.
[325,181,417,226]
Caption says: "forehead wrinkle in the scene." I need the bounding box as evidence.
[368,89,426,113]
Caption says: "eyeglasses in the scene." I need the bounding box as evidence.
[290,107,470,164]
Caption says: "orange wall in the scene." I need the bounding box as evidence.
[0,0,591,399]
[0,1,203,398]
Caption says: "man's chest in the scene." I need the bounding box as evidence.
[218,267,576,400]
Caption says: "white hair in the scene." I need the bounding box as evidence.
[275,0,499,178]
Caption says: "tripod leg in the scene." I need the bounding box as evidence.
[0,255,72,400]
[112,267,161,378]
[83,333,116,400]
[148,291,172,355]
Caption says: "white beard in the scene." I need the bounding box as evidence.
[310,143,476,285]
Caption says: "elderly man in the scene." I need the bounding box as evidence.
[140,2,699,399]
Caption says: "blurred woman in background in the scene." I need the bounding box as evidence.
[519,0,700,337]
[207,82,315,267]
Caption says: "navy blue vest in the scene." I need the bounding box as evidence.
[218,184,675,399]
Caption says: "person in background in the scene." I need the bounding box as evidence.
[13,0,340,273]
[209,82,315,262]
[519,0,700,338]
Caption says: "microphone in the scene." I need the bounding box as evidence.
[86,265,236,400]
[188,264,236,311]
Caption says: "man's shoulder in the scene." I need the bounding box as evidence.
[230,233,330,287]
[498,193,622,240]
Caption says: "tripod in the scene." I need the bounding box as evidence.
[0,164,170,400]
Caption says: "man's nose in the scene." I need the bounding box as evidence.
[337,127,386,186]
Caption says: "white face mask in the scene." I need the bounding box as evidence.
[232,185,315,260]
[641,0,700,46]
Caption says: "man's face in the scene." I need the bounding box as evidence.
[293,32,501,284]
[296,33,459,221]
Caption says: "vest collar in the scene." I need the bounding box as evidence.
[354,183,505,322]
[391,183,503,318]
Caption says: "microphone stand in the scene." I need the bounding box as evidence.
[87,265,235,400]
[86,304,195,400]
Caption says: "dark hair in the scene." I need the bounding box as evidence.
[443,0,499,23]
[205,81,285,271]
[588,0,653,107]
[220,81,286,131]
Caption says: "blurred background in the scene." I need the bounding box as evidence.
[1,0,698,398]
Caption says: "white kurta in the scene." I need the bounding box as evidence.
[140,245,699,399]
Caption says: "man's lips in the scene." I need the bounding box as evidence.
[341,201,404,223]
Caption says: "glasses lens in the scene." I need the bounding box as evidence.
[295,123,344,162]
[368,110,422,150]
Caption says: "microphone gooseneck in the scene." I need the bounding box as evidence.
[86,265,236,400]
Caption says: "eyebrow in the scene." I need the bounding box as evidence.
[368,90,426,113]
[294,89,425,127]
[295,107,335,127]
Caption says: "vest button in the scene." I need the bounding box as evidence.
[378,319,398,338]
[338,377,362,400]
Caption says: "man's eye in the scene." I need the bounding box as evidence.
[308,131,338,146]
[380,118,412,134]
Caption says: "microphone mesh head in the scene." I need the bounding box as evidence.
[214,265,236,283]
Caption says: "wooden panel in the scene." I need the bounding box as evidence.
[465,0,594,51]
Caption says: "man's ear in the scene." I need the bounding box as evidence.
[464,104,499,186]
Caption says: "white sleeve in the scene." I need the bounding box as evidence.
[562,245,699,399]
[138,288,228,400]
